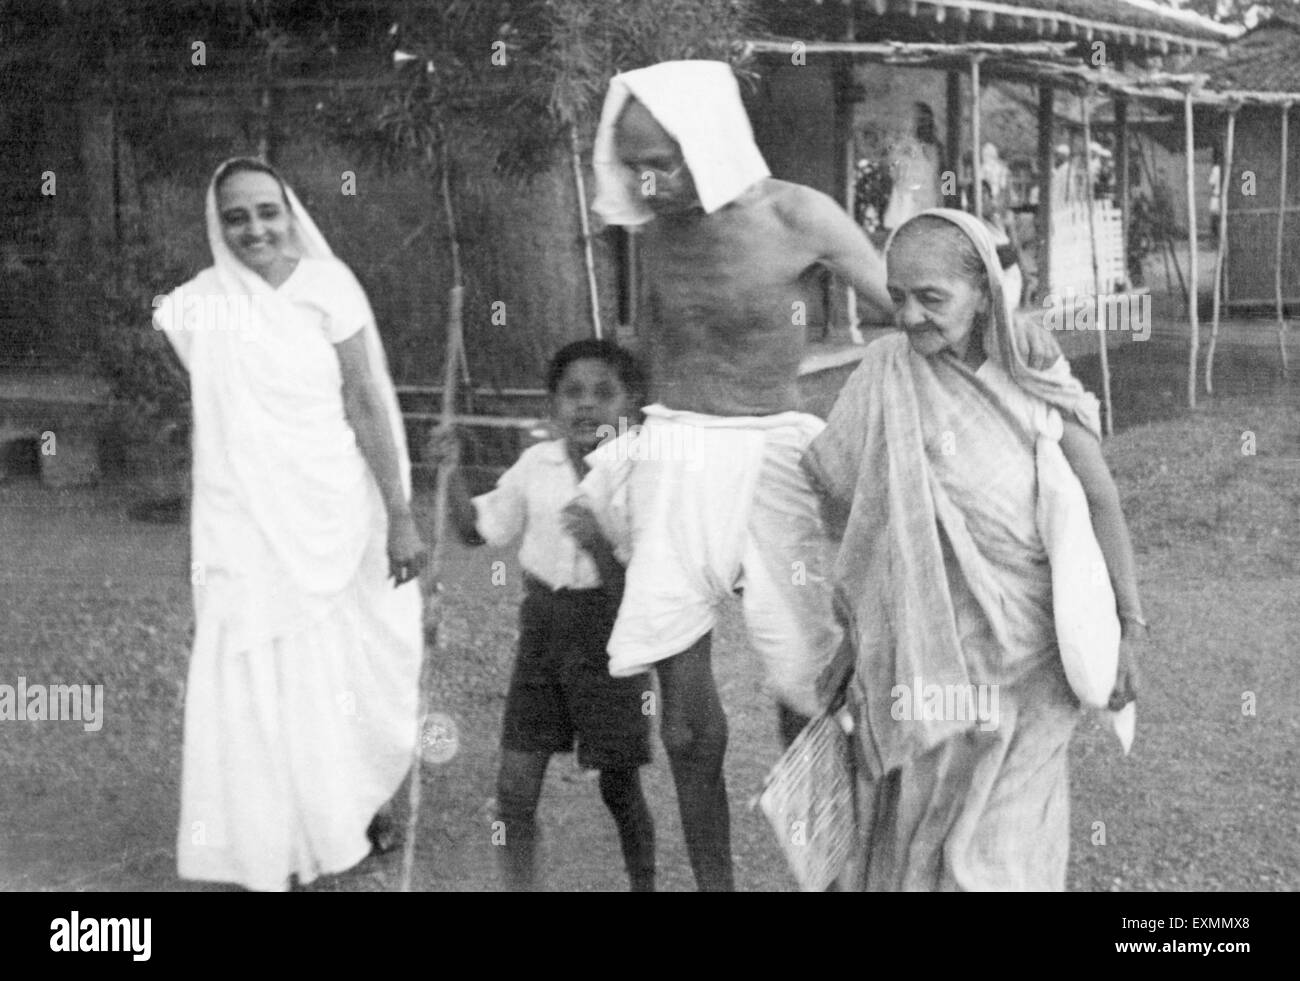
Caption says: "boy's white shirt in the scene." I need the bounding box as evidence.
[472,438,602,591]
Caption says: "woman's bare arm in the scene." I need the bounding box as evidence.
[335,333,425,583]
[1060,417,1145,708]
[1059,419,1144,626]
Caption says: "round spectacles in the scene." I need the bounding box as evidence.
[629,161,685,183]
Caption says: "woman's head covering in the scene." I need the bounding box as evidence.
[591,60,770,227]
[886,207,1101,438]
[207,157,332,286]
[207,156,407,460]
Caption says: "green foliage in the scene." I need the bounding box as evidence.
[86,239,192,439]
[542,0,760,129]
[324,0,761,184]
[322,1,562,184]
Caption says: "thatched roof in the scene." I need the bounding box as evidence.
[1186,12,1300,95]
[763,0,1238,55]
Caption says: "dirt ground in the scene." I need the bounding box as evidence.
[0,337,1295,892]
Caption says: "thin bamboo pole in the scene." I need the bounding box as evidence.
[1206,107,1235,395]
[1080,89,1114,436]
[569,125,603,339]
[843,5,860,340]
[971,55,983,220]
[946,70,962,199]
[1114,51,1132,294]
[1036,84,1054,302]
[1116,93,1130,286]
[401,136,466,893]
[844,127,860,339]
[1159,221,1175,295]
[1274,103,1291,377]
[1184,91,1200,410]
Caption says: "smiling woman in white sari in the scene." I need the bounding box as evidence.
[154,158,425,891]
[804,208,1147,891]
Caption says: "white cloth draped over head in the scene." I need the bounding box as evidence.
[155,157,410,650]
[804,207,1109,777]
[591,60,770,227]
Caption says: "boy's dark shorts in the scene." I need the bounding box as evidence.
[502,574,653,770]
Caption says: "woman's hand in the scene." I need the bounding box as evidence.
[1021,319,1063,370]
[388,511,427,586]
[1107,627,1144,711]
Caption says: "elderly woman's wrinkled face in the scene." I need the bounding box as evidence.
[217,169,294,278]
[887,228,989,361]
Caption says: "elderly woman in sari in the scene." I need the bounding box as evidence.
[804,208,1146,891]
[154,158,425,891]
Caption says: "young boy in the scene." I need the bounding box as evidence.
[431,339,655,892]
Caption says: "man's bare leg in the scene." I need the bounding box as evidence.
[656,632,734,891]
[778,704,811,749]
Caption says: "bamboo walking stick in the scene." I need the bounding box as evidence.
[570,124,604,339]
[400,136,466,893]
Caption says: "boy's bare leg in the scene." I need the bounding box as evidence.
[495,749,550,891]
[598,768,656,892]
[656,632,734,892]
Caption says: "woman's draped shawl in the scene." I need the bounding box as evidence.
[804,208,1102,778]
[155,160,409,650]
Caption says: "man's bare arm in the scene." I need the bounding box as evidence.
[778,186,892,322]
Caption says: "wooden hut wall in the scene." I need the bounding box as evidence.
[1226,105,1300,307]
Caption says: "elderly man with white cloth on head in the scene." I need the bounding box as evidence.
[568,60,892,891]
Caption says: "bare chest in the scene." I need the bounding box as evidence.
[641,210,816,334]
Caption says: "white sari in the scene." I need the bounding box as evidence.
[157,161,421,891]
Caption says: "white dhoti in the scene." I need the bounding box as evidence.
[577,405,842,716]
